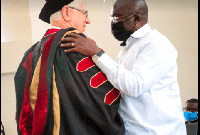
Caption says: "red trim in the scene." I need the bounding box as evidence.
[19,52,33,135]
[76,57,95,72]
[31,33,56,135]
[90,72,107,88]
[104,88,120,105]
[44,29,60,37]
[19,31,57,135]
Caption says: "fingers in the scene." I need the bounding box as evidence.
[69,33,81,38]
[61,32,82,42]
[61,33,80,41]
[61,37,76,42]
[60,43,75,48]
[64,48,76,53]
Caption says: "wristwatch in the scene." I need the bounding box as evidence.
[92,50,105,63]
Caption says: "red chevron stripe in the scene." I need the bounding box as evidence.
[104,88,120,105]
[90,72,107,88]
[76,57,95,72]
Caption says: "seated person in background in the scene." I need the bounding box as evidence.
[14,0,124,134]
[183,98,198,135]
[1,121,5,135]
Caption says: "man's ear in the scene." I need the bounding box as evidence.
[61,5,71,22]
[134,14,141,24]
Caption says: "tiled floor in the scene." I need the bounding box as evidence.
[1,73,18,135]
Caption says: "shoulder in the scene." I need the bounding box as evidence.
[147,29,174,47]
[190,119,198,123]
[61,28,86,38]
[24,41,39,56]
[142,29,177,57]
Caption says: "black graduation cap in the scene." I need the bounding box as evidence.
[39,0,74,24]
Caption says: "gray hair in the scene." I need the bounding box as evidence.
[68,0,84,7]
[50,0,86,23]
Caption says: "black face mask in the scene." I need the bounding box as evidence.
[111,22,134,42]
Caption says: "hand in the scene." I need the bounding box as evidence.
[60,33,101,56]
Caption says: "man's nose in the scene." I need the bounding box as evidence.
[86,17,90,24]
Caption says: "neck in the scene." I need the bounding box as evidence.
[51,20,75,29]
[134,22,146,32]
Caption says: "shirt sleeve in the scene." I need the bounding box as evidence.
[94,42,178,97]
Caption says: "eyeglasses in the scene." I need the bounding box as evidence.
[109,13,140,23]
[183,107,198,112]
[68,6,88,18]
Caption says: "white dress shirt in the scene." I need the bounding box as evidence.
[94,24,186,135]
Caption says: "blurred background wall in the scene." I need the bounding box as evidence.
[1,0,198,134]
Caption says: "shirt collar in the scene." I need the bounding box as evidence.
[50,25,61,29]
[122,23,152,47]
[130,23,152,38]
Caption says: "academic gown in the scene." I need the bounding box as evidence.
[14,27,125,135]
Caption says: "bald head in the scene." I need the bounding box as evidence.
[114,0,148,24]
[132,0,148,20]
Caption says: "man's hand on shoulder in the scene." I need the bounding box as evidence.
[60,33,101,56]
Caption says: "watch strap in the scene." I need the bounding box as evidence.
[92,50,105,63]
[96,50,105,57]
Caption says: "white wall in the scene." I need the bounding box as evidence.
[1,0,198,134]
[1,0,33,73]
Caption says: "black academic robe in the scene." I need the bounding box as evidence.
[14,27,125,135]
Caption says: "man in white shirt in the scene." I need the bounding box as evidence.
[61,0,187,134]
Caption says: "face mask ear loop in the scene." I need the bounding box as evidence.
[122,21,136,32]
[122,14,136,32]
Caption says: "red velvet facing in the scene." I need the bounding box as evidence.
[19,32,57,135]
[76,57,95,72]
[104,88,120,105]
[19,52,33,135]
[31,33,56,135]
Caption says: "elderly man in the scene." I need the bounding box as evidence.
[14,0,125,134]
[61,0,187,134]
